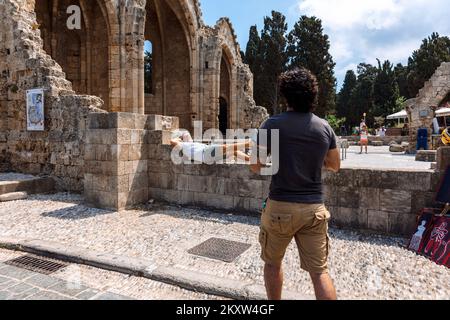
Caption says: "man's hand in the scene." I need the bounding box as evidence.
[324,148,341,173]
[250,161,266,175]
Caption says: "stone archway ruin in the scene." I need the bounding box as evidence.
[35,0,111,110]
[405,62,450,152]
[144,0,191,131]
[0,0,269,194]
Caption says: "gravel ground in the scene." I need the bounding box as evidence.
[0,193,448,300]
[0,248,224,300]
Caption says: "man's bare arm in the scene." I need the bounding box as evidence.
[324,148,341,173]
[250,144,269,174]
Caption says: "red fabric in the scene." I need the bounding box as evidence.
[409,210,450,268]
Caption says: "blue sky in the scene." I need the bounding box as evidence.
[200,0,450,89]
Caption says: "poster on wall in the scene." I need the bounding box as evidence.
[26,88,45,131]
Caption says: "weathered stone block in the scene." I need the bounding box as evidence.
[332,207,368,229]
[147,130,172,145]
[225,178,263,198]
[359,188,380,210]
[194,193,234,210]
[147,160,173,173]
[117,129,132,144]
[188,175,210,193]
[128,144,143,161]
[396,171,432,191]
[337,187,360,208]
[323,185,338,207]
[368,210,389,233]
[388,213,417,236]
[380,189,412,214]
[129,172,149,191]
[323,169,354,187]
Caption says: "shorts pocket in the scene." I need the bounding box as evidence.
[314,207,331,222]
[269,213,293,236]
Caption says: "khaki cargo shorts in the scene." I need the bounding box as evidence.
[259,199,331,274]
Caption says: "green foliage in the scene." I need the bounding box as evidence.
[144,50,153,94]
[287,16,337,117]
[395,96,407,112]
[373,59,400,118]
[348,63,377,128]
[394,63,409,98]
[406,33,450,97]
[336,70,357,122]
[260,11,288,115]
[325,115,346,132]
[244,13,288,115]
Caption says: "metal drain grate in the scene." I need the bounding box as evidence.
[188,238,251,263]
[5,254,69,275]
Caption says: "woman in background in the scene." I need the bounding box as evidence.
[360,125,369,154]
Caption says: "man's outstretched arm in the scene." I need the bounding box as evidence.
[324,148,341,173]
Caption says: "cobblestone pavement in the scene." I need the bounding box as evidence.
[0,193,449,300]
[341,146,433,170]
[0,249,223,300]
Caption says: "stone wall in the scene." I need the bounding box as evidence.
[148,160,442,236]
[0,0,105,191]
[84,113,444,236]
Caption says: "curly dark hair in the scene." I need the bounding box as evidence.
[279,68,319,113]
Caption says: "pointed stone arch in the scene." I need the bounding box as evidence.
[34,0,117,111]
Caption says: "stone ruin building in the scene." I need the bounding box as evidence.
[405,62,450,152]
[0,0,268,192]
[1,0,449,238]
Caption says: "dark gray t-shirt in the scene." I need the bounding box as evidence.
[258,111,337,204]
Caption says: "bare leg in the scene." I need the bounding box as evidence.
[309,273,337,300]
[221,142,251,161]
[264,263,283,300]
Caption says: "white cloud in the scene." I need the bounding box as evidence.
[298,0,405,30]
[295,0,450,87]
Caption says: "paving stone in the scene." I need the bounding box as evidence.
[7,282,34,294]
[9,287,40,300]
[26,274,62,289]
[0,290,13,300]
[26,290,72,301]
[48,281,90,297]
[75,288,101,300]
[0,275,10,284]
[94,292,134,300]
[0,265,36,280]
[0,279,18,290]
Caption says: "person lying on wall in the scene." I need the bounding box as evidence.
[170,130,251,164]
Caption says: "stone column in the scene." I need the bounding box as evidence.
[84,112,178,211]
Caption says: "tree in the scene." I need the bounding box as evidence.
[325,115,346,133]
[348,63,377,128]
[259,11,288,115]
[373,59,400,118]
[287,16,337,117]
[336,70,357,122]
[144,50,153,94]
[394,63,409,99]
[244,25,261,71]
[407,32,450,97]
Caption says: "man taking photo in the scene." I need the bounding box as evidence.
[251,68,341,300]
